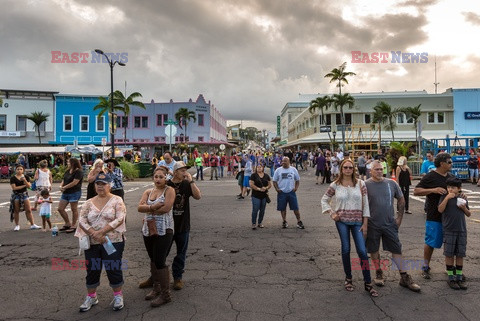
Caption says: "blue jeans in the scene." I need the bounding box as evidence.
[219,166,224,177]
[335,221,372,283]
[196,166,203,180]
[167,231,190,280]
[251,196,267,225]
[270,166,274,177]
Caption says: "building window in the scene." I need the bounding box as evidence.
[0,115,6,131]
[135,116,148,128]
[157,114,168,126]
[64,115,72,132]
[345,113,352,125]
[364,114,371,124]
[397,112,413,124]
[198,136,204,142]
[80,115,89,132]
[325,114,331,126]
[96,116,105,132]
[198,114,204,126]
[335,114,341,125]
[16,116,27,131]
[116,116,128,128]
[427,112,445,124]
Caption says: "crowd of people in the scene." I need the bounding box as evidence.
[6,145,479,312]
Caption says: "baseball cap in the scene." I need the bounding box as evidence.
[95,173,112,184]
[173,161,191,171]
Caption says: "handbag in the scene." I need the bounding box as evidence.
[78,235,90,255]
[265,193,271,204]
[30,180,37,191]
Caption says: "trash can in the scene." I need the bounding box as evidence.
[135,162,153,178]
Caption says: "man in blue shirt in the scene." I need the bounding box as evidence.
[420,152,435,176]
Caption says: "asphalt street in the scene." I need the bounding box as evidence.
[0,168,479,321]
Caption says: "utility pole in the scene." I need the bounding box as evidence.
[434,55,439,94]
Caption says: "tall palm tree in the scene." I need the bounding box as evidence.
[0,97,3,107]
[175,108,197,142]
[331,93,355,151]
[324,62,356,96]
[399,104,422,153]
[93,94,124,136]
[309,95,332,125]
[113,90,146,145]
[27,111,50,144]
[373,101,399,142]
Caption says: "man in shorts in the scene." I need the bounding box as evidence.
[414,152,455,279]
[273,157,305,229]
[365,161,420,292]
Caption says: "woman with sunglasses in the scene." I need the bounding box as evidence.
[321,159,378,297]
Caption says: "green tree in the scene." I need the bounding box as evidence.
[174,108,197,142]
[93,94,123,138]
[373,101,399,142]
[113,90,145,145]
[0,97,3,106]
[399,104,422,153]
[324,62,356,96]
[309,95,332,125]
[331,93,355,151]
[27,111,50,144]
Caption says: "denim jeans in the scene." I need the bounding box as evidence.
[335,221,372,283]
[167,231,190,280]
[219,166,224,177]
[196,166,203,180]
[251,196,267,225]
[84,241,125,288]
[270,166,274,177]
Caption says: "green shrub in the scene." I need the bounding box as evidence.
[187,159,195,167]
[120,160,139,180]
[51,165,67,181]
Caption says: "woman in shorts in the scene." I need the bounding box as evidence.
[58,158,84,233]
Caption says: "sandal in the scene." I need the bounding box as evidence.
[344,278,354,292]
[365,283,379,297]
[65,228,76,234]
[59,225,71,231]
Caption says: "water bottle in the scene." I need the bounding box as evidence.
[103,236,117,255]
[51,225,58,237]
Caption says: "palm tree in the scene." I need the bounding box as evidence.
[93,94,124,139]
[113,90,146,145]
[175,108,197,142]
[373,101,399,142]
[309,95,332,125]
[0,97,3,107]
[27,111,50,144]
[331,93,355,151]
[399,104,422,154]
[324,62,356,96]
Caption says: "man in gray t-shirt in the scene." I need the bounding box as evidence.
[365,161,420,292]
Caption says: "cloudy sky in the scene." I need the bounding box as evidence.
[1,0,479,132]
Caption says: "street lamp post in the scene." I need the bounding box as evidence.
[332,131,337,151]
[95,49,126,158]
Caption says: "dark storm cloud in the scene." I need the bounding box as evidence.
[0,0,476,126]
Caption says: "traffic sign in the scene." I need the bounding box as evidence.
[101,137,107,146]
[164,119,178,125]
[219,144,225,150]
[165,124,177,136]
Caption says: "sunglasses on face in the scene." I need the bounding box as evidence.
[343,166,354,169]
[446,160,453,164]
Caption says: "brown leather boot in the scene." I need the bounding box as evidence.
[139,262,155,289]
[145,263,161,301]
[151,266,172,307]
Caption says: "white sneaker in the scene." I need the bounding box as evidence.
[79,295,98,312]
[111,294,124,311]
[30,224,41,230]
[14,225,20,231]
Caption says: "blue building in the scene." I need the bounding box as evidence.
[51,94,108,145]
[452,88,480,136]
